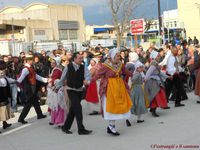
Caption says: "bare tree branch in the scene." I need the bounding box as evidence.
[108,0,144,47]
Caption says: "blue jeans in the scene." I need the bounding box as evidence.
[10,84,18,111]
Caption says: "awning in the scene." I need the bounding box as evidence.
[94,28,113,32]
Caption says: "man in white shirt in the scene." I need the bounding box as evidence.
[17,55,48,124]
[166,47,185,107]
[159,45,172,66]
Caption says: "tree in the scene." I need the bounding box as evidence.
[144,20,154,31]
[108,0,141,48]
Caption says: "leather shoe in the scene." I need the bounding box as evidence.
[126,119,131,127]
[62,127,72,134]
[137,120,144,123]
[78,129,92,135]
[197,101,200,104]
[49,122,54,126]
[89,111,99,115]
[163,106,170,109]
[18,120,28,124]
[37,115,47,119]
[3,122,12,129]
[107,127,120,136]
[152,111,159,117]
[175,103,185,107]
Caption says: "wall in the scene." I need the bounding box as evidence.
[49,4,85,42]
[178,0,200,40]
[0,3,85,42]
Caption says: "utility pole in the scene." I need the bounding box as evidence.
[167,0,170,42]
[11,17,15,56]
[157,0,162,46]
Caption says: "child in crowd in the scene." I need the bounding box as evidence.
[130,61,148,123]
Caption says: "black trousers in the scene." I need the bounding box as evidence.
[62,90,84,130]
[165,74,185,104]
[18,85,43,121]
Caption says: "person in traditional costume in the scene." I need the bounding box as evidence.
[0,61,13,133]
[85,52,103,115]
[130,61,148,123]
[47,57,68,126]
[85,58,100,115]
[145,51,170,117]
[125,52,139,126]
[60,54,71,116]
[125,52,139,86]
[17,55,48,124]
[92,48,132,136]
[56,52,92,135]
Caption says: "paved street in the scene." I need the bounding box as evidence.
[0,92,200,150]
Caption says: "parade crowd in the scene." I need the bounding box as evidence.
[0,37,200,136]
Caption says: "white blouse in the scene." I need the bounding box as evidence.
[0,77,16,87]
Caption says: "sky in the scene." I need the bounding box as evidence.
[0,0,177,25]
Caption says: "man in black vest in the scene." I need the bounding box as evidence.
[17,55,48,124]
[57,52,92,135]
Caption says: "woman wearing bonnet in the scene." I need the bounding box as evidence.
[129,61,148,124]
[92,48,132,136]
[0,60,14,133]
[144,51,170,117]
[47,57,68,127]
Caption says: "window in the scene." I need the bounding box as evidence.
[59,29,78,40]
[58,20,79,40]
[174,21,177,27]
[59,30,68,40]
[69,30,78,40]
[170,22,173,27]
[166,22,169,27]
[34,30,45,35]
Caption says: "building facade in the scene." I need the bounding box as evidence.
[0,3,85,43]
[85,25,116,41]
[146,9,185,43]
[177,0,200,40]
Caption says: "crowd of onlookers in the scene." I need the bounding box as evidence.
[0,36,199,114]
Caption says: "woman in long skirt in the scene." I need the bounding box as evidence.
[92,48,132,136]
[145,51,170,117]
[130,61,147,123]
[0,61,13,133]
[47,58,67,126]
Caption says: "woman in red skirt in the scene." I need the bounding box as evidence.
[144,50,170,117]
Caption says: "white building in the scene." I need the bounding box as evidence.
[85,25,116,41]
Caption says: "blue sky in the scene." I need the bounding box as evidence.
[0,0,177,25]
